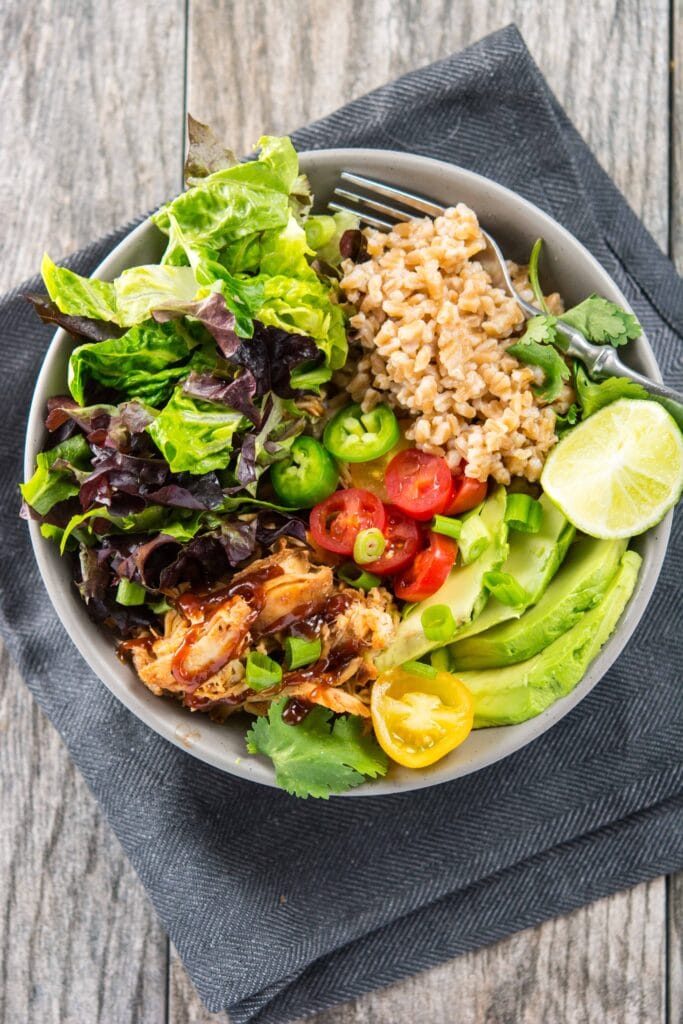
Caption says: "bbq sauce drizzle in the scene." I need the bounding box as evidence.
[120,565,368,718]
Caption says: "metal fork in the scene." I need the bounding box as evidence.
[331,172,683,413]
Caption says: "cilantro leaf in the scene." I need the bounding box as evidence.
[507,336,570,402]
[246,698,388,798]
[573,364,648,418]
[560,295,641,347]
[518,314,558,346]
[554,402,581,435]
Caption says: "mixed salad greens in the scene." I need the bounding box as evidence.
[21,121,683,798]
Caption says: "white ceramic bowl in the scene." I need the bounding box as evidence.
[25,149,672,795]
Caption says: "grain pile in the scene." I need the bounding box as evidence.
[340,204,565,484]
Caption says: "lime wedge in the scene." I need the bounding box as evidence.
[541,399,683,538]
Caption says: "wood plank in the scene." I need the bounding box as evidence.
[186,0,670,247]
[175,0,671,1016]
[0,0,186,290]
[0,649,168,1024]
[669,873,683,1024]
[0,0,186,1020]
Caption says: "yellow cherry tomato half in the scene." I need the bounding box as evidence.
[371,664,474,768]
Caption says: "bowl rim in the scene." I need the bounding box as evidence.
[24,147,672,796]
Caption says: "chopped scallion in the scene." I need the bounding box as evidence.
[116,579,146,606]
[505,493,543,533]
[353,527,386,564]
[284,636,322,670]
[421,604,457,644]
[338,564,382,591]
[245,652,283,691]
[483,571,530,607]
[458,516,491,564]
[430,648,452,672]
[402,659,438,678]
[432,514,463,540]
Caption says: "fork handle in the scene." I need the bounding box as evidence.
[551,321,683,427]
[592,346,683,410]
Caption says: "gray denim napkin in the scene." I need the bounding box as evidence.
[1,25,681,1023]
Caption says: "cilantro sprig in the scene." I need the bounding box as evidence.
[246,698,388,798]
[507,240,644,407]
[507,315,570,402]
[560,294,641,347]
[573,364,648,418]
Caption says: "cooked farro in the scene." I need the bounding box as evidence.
[340,204,567,484]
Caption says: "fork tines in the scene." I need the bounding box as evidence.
[329,171,446,229]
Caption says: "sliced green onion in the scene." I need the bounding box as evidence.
[338,564,382,591]
[430,647,452,672]
[432,514,463,540]
[284,636,322,670]
[421,604,457,644]
[116,579,146,606]
[353,527,386,564]
[483,571,530,608]
[458,516,491,564]
[401,601,418,620]
[245,652,283,691]
[149,597,172,615]
[528,238,549,313]
[402,659,438,679]
[505,493,543,533]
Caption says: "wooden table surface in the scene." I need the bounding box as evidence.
[2,2,681,1021]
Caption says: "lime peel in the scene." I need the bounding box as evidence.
[541,399,683,539]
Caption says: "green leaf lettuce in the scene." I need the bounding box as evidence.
[147,387,246,473]
[68,320,202,406]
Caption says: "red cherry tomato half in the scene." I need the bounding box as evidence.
[385,449,454,521]
[310,488,386,556]
[393,532,458,602]
[363,505,422,576]
[444,474,488,516]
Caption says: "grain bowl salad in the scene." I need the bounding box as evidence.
[21,122,683,798]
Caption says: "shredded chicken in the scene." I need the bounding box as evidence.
[131,596,254,701]
[255,565,333,632]
[126,541,398,718]
[277,682,371,718]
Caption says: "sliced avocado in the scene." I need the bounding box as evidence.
[453,495,575,641]
[457,550,641,728]
[450,536,627,669]
[375,487,508,672]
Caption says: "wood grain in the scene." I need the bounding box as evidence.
[171,1,672,1018]
[0,0,185,1021]
[186,0,670,247]
[0,648,168,1024]
[0,0,186,290]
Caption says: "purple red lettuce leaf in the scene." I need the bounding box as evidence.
[184,114,238,186]
[24,294,126,341]
[181,369,260,424]
[153,292,240,355]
